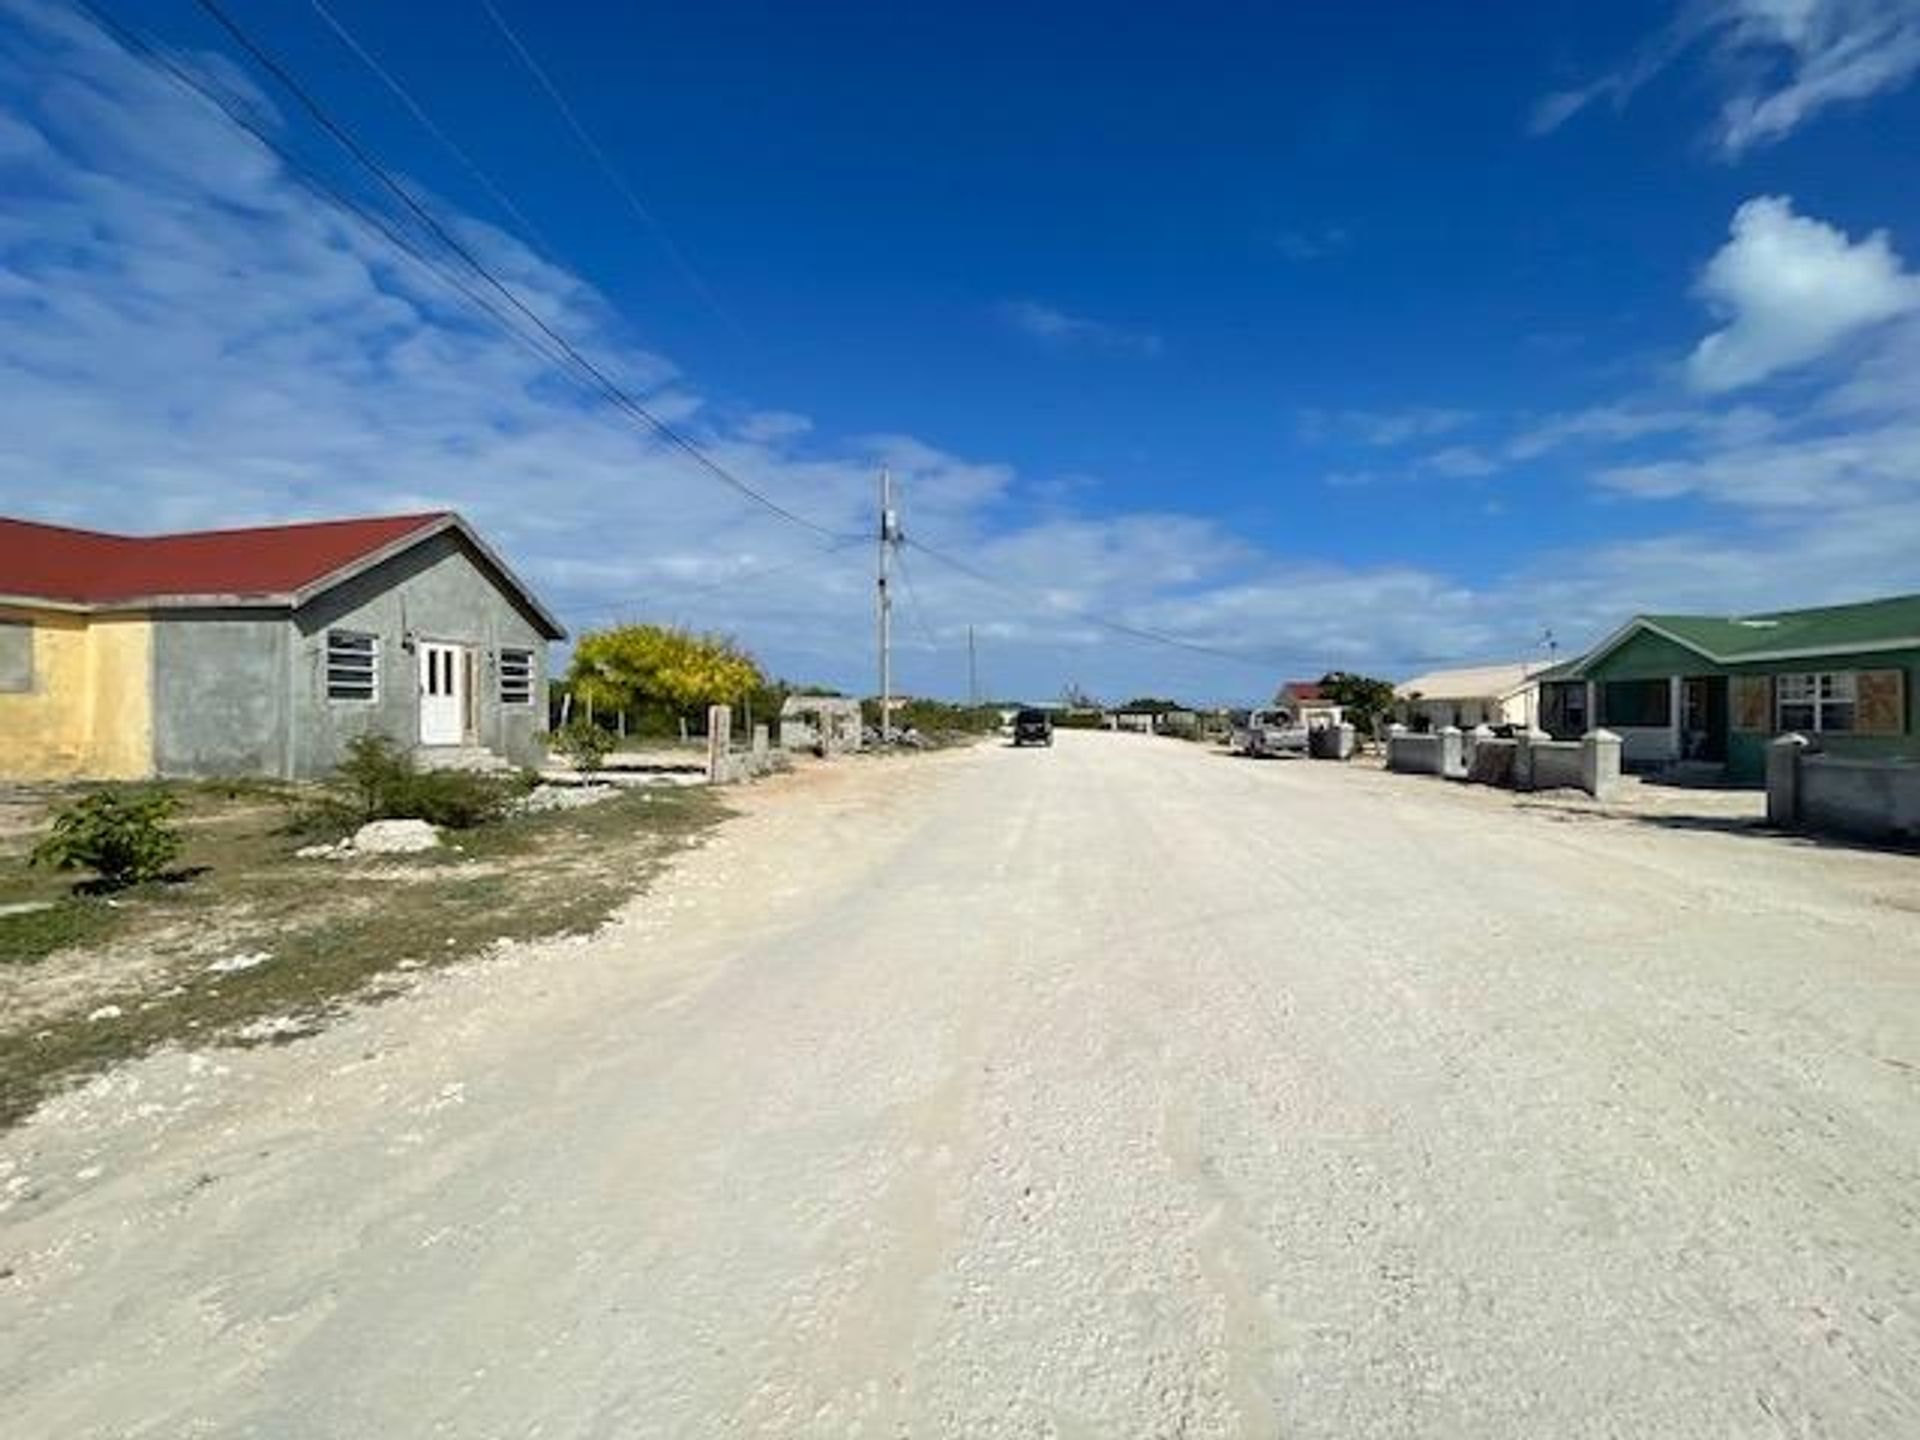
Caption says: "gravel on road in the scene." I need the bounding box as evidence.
[3,731,1918,1437]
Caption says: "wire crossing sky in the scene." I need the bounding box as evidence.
[4,0,1919,702]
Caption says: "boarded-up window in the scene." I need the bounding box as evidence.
[0,621,30,693]
[1856,669,1906,735]
[1730,673,1771,732]
[498,648,534,705]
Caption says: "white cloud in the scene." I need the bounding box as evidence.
[4,0,1919,706]
[1297,406,1474,448]
[1533,0,1920,155]
[1687,196,1920,391]
[996,299,1163,357]
[1417,445,1499,479]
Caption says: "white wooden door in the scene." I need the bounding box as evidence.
[419,642,465,745]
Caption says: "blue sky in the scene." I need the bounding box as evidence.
[3,0,1920,702]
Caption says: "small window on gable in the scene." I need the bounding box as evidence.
[326,630,379,702]
[499,647,534,706]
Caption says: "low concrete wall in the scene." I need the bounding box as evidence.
[1531,739,1585,792]
[1768,735,1920,844]
[1389,725,1621,799]
[1386,729,1445,776]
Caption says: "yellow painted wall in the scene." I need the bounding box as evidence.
[0,606,154,780]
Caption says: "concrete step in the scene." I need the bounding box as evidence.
[414,744,515,774]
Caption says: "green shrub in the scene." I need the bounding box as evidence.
[30,788,183,890]
[309,733,519,833]
[553,719,615,775]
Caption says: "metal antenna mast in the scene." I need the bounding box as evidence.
[968,624,978,707]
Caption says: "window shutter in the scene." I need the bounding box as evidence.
[1731,673,1771,732]
[1855,669,1905,736]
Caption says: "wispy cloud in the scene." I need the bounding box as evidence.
[1275,225,1348,262]
[1298,406,1475,448]
[996,299,1163,357]
[1532,0,1920,156]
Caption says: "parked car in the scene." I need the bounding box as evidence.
[1012,708,1054,747]
[1234,706,1308,758]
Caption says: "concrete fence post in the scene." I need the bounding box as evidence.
[1767,732,1811,828]
[1439,724,1464,779]
[1582,728,1623,801]
[1513,726,1548,791]
[706,704,733,784]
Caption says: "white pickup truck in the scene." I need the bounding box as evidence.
[1230,706,1310,758]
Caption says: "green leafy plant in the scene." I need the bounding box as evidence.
[552,719,615,775]
[30,788,183,890]
[301,733,519,834]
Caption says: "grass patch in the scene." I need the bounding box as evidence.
[0,784,727,1128]
[0,899,124,964]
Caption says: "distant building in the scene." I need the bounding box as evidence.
[1272,680,1345,730]
[1395,661,1547,733]
[0,511,563,780]
[779,695,863,753]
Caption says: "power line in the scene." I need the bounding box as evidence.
[78,0,585,389]
[891,542,942,651]
[475,0,739,336]
[903,535,1279,672]
[184,0,841,541]
[307,0,555,256]
[562,536,866,622]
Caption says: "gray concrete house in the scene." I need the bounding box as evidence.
[0,510,564,780]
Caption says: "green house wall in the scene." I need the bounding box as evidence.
[1581,628,1920,783]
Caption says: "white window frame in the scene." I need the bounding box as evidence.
[498,647,535,706]
[325,630,380,704]
[1775,671,1855,734]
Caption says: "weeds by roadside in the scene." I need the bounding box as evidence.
[0,780,726,1128]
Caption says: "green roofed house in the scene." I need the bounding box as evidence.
[1537,593,1920,785]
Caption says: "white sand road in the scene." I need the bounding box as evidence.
[4,729,1920,1437]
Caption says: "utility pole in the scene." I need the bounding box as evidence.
[877,466,896,744]
[967,624,978,707]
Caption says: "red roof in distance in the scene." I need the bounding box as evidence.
[0,512,451,605]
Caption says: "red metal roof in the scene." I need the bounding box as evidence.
[0,512,451,605]
[1278,680,1328,701]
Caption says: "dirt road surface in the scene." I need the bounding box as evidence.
[5,731,1920,1437]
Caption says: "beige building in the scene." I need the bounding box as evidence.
[1396,661,1547,732]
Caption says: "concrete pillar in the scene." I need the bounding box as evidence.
[706,704,733,783]
[1439,724,1464,779]
[1334,722,1356,760]
[1767,732,1811,828]
[1582,728,1623,801]
[1668,676,1684,762]
[1513,726,1549,791]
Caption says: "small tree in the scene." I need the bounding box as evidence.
[553,718,615,775]
[31,788,183,890]
[1315,671,1399,735]
[568,624,766,736]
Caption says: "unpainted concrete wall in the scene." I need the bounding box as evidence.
[292,532,552,776]
[152,612,290,778]
[1386,732,1445,775]
[1790,754,1920,843]
[1532,740,1585,791]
